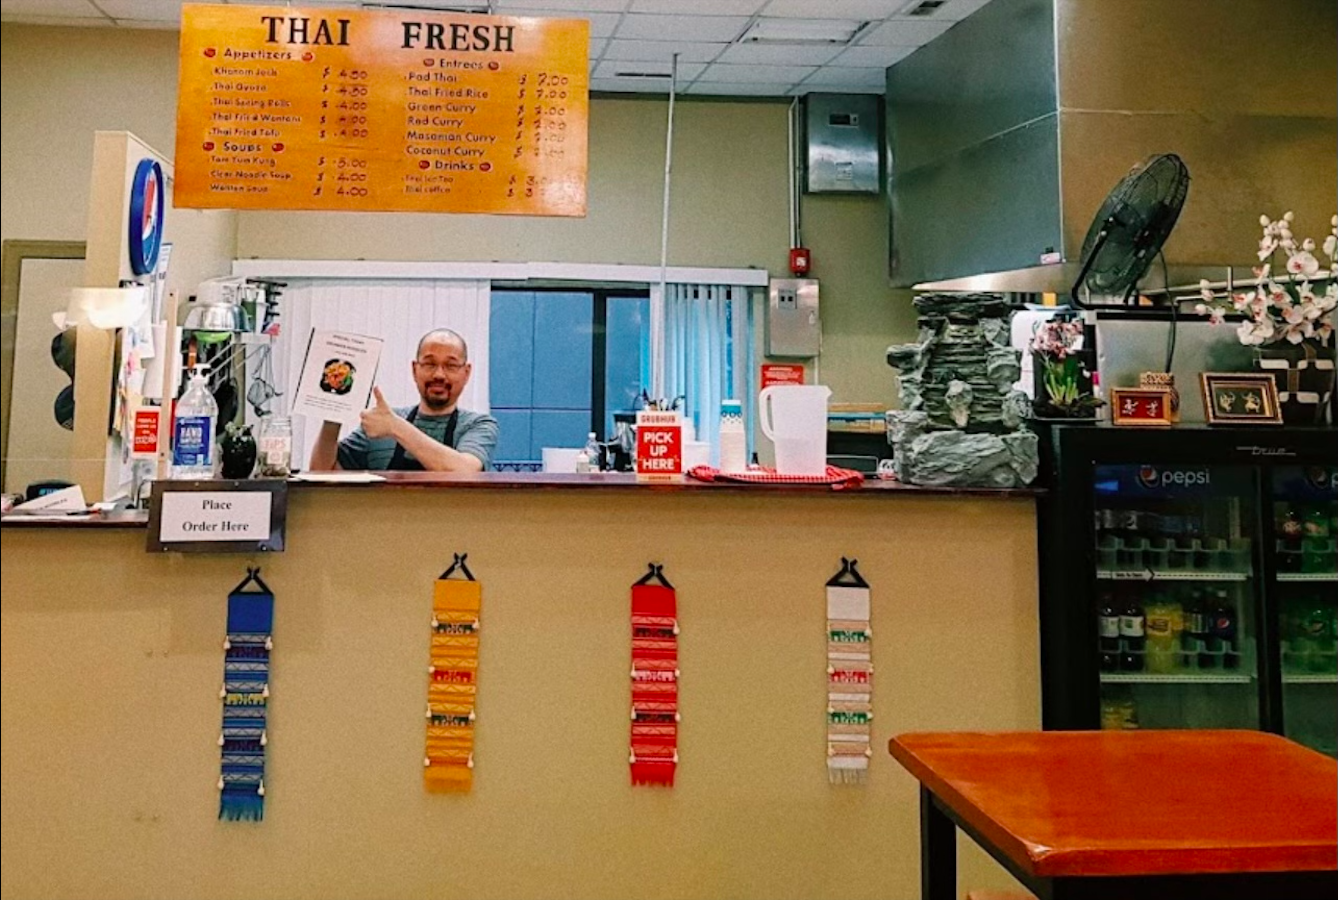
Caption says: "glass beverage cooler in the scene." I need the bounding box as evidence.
[1037,425,1337,756]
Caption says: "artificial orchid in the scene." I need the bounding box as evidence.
[1029,318,1101,415]
[1199,212,1337,346]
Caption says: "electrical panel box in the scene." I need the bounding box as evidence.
[803,94,881,195]
[766,278,820,358]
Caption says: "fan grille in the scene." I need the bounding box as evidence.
[1077,154,1190,303]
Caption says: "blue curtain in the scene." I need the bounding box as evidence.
[663,284,750,466]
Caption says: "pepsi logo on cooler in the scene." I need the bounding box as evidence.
[1137,466,1211,489]
[128,158,165,276]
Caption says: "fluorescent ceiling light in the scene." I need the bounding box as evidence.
[362,2,495,12]
[902,0,949,15]
[739,18,869,45]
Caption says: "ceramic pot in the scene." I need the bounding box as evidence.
[220,424,257,479]
[1254,339,1336,425]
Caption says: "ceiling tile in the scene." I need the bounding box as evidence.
[502,8,622,37]
[858,17,953,45]
[628,0,762,13]
[593,57,704,80]
[1,14,108,26]
[828,44,915,67]
[798,66,887,86]
[614,13,748,42]
[97,0,181,21]
[589,77,672,94]
[602,39,725,64]
[588,37,607,57]
[716,41,844,66]
[696,62,816,84]
[934,0,996,20]
[684,81,791,96]
[1,0,102,16]
[762,0,908,18]
[114,18,182,29]
[494,0,630,11]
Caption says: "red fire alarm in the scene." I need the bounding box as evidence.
[789,247,811,276]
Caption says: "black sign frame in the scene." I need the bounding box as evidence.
[146,479,287,553]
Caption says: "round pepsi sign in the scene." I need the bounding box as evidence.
[128,158,165,276]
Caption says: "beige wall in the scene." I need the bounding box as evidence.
[2,487,1039,900]
[3,256,83,493]
[1,23,910,410]
[1056,0,1338,268]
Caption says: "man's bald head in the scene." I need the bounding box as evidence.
[417,329,468,361]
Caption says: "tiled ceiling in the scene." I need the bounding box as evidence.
[0,0,997,95]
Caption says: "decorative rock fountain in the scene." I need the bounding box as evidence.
[885,293,1039,488]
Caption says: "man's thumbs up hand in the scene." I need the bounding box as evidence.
[360,385,401,439]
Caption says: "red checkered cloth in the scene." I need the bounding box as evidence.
[687,465,865,490]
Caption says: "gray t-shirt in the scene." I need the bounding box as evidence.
[337,406,499,471]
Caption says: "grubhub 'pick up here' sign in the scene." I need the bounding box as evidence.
[173,3,588,216]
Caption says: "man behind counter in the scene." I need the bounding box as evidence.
[309,328,499,472]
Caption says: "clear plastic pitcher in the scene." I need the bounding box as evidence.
[758,385,831,475]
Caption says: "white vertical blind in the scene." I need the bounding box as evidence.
[275,279,490,466]
[662,283,749,465]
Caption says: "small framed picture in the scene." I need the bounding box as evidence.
[1111,388,1175,426]
[1200,373,1283,425]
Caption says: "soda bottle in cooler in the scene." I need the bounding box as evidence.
[1100,687,1139,730]
[1116,691,1139,729]
[1209,589,1239,670]
[1181,588,1205,668]
[1144,590,1182,674]
[1119,594,1146,672]
[1277,504,1304,573]
[1100,692,1123,730]
[1302,504,1334,574]
[1302,599,1336,674]
[1097,591,1121,672]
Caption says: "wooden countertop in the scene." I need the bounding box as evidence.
[0,473,1039,529]
[889,730,1338,878]
[284,470,1042,497]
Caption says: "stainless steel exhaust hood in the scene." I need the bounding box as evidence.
[885,0,1338,293]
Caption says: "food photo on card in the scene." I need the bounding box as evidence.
[291,331,384,425]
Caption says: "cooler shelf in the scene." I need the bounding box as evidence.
[1095,570,1250,582]
[1100,671,1253,685]
[1282,673,1338,684]
[1276,572,1338,583]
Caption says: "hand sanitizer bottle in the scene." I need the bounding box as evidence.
[172,366,218,480]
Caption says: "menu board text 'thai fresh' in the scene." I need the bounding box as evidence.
[174,3,589,216]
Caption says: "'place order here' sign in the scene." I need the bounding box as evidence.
[148,481,288,553]
[173,3,588,216]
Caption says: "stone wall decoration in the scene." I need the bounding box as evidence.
[886,293,1038,488]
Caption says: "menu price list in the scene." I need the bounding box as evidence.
[174,4,588,216]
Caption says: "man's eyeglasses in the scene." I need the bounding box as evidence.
[415,360,466,374]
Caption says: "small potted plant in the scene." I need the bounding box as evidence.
[1029,318,1102,419]
[1196,212,1337,424]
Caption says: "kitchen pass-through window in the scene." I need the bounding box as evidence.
[488,288,651,468]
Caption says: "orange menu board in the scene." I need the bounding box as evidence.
[174,4,588,216]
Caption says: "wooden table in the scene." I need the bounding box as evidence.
[889,730,1338,900]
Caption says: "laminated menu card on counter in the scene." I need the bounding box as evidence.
[291,330,383,426]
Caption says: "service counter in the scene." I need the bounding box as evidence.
[2,476,1041,900]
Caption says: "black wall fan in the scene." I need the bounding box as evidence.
[1070,154,1190,308]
